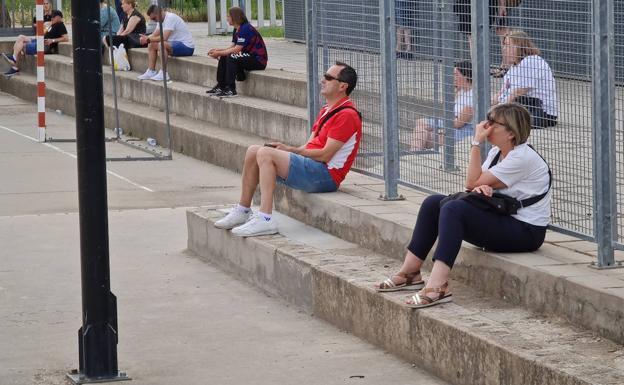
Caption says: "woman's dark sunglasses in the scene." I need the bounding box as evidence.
[323,73,346,83]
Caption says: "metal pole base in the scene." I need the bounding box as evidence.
[378,194,406,202]
[588,260,624,270]
[66,370,131,384]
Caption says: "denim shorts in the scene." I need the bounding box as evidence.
[170,41,194,57]
[25,40,37,55]
[426,118,474,142]
[277,153,338,193]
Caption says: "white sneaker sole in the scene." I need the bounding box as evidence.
[231,228,278,237]
[214,221,247,230]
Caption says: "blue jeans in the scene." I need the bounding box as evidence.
[277,153,337,193]
[25,40,37,55]
[170,41,194,57]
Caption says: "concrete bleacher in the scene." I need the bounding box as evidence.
[2,37,624,385]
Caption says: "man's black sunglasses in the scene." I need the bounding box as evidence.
[323,73,346,83]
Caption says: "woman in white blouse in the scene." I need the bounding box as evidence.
[377,103,551,308]
[493,29,558,129]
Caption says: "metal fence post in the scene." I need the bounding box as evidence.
[591,0,619,268]
[207,0,216,35]
[219,0,227,32]
[441,0,457,171]
[379,0,401,200]
[269,0,276,26]
[472,0,490,162]
[305,0,319,130]
[257,0,264,28]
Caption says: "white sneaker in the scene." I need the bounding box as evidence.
[138,68,157,80]
[150,70,170,81]
[214,208,252,230]
[231,214,278,237]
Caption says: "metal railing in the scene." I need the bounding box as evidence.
[199,0,281,35]
[306,0,624,268]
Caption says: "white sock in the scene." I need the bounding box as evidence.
[258,211,272,221]
[235,204,251,214]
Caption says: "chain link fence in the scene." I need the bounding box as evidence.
[306,0,623,267]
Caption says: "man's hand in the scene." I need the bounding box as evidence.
[267,142,295,152]
[207,48,219,58]
[472,184,494,197]
[44,39,53,46]
[139,34,149,45]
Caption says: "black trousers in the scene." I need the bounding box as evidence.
[407,194,547,268]
[105,33,145,49]
[216,53,266,90]
[514,95,558,129]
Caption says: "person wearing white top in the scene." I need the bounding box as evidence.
[376,103,550,309]
[137,5,195,82]
[493,29,558,129]
[413,60,474,150]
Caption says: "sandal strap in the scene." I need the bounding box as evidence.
[381,278,396,289]
[412,293,435,305]
[397,270,421,285]
[421,282,448,295]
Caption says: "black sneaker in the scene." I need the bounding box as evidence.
[217,88,237,98]
[2,52,16,66]
[3,67,19,77]
[205,85,223,95]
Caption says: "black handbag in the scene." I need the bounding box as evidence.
[440,145,551,215]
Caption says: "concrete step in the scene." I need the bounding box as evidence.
[56,43,309,109]
[268,181,624,347]
[187,206,624,385]
[18,54,310,146]
[0,72,269,172]
[4,69,623,348]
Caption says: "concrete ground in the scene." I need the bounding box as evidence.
[0,91,448,385]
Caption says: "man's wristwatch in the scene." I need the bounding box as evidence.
[471,139,481,147]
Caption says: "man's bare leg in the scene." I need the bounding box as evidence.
[256,147,291,214]
[148,41,158,70]
[239,145,262,207]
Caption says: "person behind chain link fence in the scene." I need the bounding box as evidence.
[454,0,514,77]
[137,5,195,82]
[2,10,68,77]
[376,103,550,309]
[214,62,361,237]
[205,6,268,98]
[104,0,147,49]
[412,60,474,150]
[492,29,558,129]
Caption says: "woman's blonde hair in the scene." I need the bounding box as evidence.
[505,29,540,65]
[488,103,532,145]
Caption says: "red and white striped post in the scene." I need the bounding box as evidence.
[35,0,46,142]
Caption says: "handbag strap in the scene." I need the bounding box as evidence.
[313,105,362,137]
[487,144,552,208]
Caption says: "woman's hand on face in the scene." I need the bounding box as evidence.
[473,120,492,144]
[472,184,493,197]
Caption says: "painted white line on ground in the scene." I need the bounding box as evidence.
[0,124,155,193]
